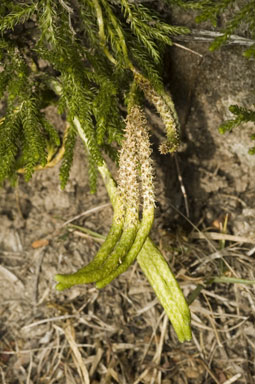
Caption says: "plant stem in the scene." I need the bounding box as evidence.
[91,0,117,65]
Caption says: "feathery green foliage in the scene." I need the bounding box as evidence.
[0,1,37,32]
[0,110,21,183]
[0,0,188,189]
[59,123,77,190]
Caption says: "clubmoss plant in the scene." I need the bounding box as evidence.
[1,0,228,342]
[2,0,255,344]
[54,101,191,342]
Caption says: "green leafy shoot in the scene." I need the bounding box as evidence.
[0,1,38,32]
[219,105,255,155]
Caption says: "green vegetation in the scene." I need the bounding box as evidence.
[1,0,255,343]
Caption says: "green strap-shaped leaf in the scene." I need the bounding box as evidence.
[138,238,191,343]
[96,206,154,288]
[55,204,138,289]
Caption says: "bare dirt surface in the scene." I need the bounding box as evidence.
[1,26,255,384]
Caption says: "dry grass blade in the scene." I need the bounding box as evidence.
[247,246,255,256]
[0,367,6,384]
[89,344,104,377]
[22,315,77,329]
[64,321,90,384]
[26,353,33,384]
[174,153,190,218]
[173,42,203,57]
[62,203,111,226]
[33,249,45,304]
[0,265,24,289]
[153,314,168,365]
[190,231,255,244]
[72,230,105,243]
[222,373,242,384]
